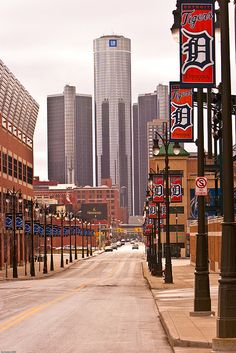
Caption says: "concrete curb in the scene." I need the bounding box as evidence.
[141,261,212,350]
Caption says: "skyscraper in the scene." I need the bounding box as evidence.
[94,35,132,212]
[156,84,169,120]
[47,85,93,186]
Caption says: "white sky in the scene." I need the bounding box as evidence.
[0,0,235,180]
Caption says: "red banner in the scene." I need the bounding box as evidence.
[146,218,153,229]
[169,82,194,142]
[160,204,166,219]
[148,203,157,219]
[180,0,215,88]
[170,175,183,203]
[152,175,164,203]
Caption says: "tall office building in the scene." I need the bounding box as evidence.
[133,84,169,215]
[94,35,132,212]
[47,85,93,186]
[132,103,140,216]
[156,84,169,120]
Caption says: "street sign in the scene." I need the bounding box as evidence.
[195,177,208,196]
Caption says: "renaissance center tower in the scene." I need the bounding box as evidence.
[94,35,132,212]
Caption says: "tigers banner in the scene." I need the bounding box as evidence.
[180,0,215,88]
[152,174,164,203]
[169,82,194,142]
[148,203,157,219]
[170,175,183,203]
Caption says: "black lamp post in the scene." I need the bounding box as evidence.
[214,0,236,341]
[6,187,23,279]
[68,212,73,263]
[57,210,66,268]
[153,122,181,283]
[48,212,54,271]
[25,199,39,277]
[81,220,85,258]
[74,215,78,260]
[86,221,89,257]
[40,205,48,275]
[90,223,93,256]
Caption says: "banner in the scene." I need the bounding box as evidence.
[148,203,157,219]
[25,221,31,235]
[152,175,164,203]
[160,204,166,219]
[180,0,215,87]
[5,213,13,230]
[16,213,23,230]
[170,175,183,203]
[170,82,194,142]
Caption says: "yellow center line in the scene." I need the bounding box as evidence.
[0,283,87,333]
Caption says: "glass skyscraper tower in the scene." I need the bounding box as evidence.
[94,35,132,212]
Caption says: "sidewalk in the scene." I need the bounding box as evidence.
[142,258,220,353]
[0,250,103,281]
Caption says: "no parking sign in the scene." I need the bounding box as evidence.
[195,177,208,196]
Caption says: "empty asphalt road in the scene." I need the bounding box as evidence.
[0,244,172,353]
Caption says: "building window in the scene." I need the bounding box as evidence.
[14,158,17,178]
[18,161,22,180]
[27,166,33,184]
[23,164,27,182]
[8,155,13,176]
[0,152,1,172]
[2,152,7,174]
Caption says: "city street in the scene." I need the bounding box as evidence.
[0,244,172,353]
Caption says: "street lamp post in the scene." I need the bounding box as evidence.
[74,215,78,260]
[40,205,48,275]
[86,222,89,257]
[153,122,180,283]
[175,209,179,258]
[90,223,93,256]
[81,220,85,258]
[57,210,66,268]
[157,203,163,276]
[68,212,73,263]
[6,188,23,279]
[25,199,39,277]
[213,0,236,342]
[48,212,54,271]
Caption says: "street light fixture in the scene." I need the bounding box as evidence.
[152,122,180,283]
[6,187,23,278]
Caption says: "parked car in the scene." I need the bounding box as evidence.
[132,244,139,250]
[111,243,118,250]
[104,246,113,252]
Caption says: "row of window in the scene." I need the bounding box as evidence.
[0,152,33,184]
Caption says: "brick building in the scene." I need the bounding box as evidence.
[0,60,39,269]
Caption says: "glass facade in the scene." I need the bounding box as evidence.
[94,35,132,212]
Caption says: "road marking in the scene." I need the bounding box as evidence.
[0,283,87,332]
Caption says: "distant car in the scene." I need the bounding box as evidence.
[111,243,118,250]
[132,244,139,250]
[130,240,135,244]
[104,246,113,252]
[116,241,121,247]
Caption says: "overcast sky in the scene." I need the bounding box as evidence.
[0,0,235,180]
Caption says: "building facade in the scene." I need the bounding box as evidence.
[47,85,93,187]
[94,35,132,213]
[0,60,39,269]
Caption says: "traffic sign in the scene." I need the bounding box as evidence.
[195,177,208,196]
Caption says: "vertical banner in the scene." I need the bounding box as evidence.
[5,213,13,230]
[169,82,194,142]
[170,175,183,203]
[34,222,40,236]
[24,221,31,235]
[180,0,215,88]
[148,203,157,219]
[16,213,23,230]
[152,175,164,202]
[160,204,166,219]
